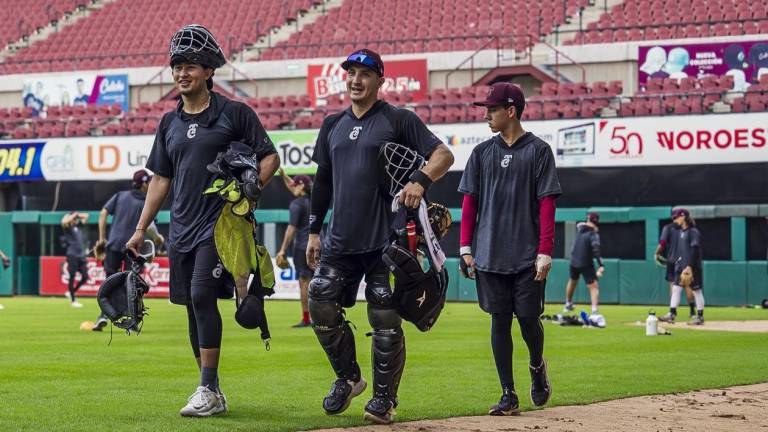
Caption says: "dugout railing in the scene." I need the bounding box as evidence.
[1,205,767,306]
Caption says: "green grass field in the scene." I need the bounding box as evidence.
[1,297,766,432]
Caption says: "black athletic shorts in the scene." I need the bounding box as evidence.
[315,249,389,308]
[665,262,675,283]
[168,239,234,305]
[293,245,313,279]
[569,265,597,285]
[475,267,545,317]
[66,255,88,276]
[103,249,128,276]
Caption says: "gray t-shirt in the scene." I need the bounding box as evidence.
[674,226,702,270]
[570,223,600,268]
[458,132,561,274]
[103,190,145,252]
[62,225,85,258]
[659,223,680,261]
[289,195,310,253]
[312,100,441,254]
[147,92,277,253]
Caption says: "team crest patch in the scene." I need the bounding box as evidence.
[187,123,198,139]
[501,154,513,168]
[349,126,362,140]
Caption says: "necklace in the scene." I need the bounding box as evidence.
[185,93,211,115]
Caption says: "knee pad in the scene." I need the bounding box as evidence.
[309,265,344,302]
[365,268,394,308]
[367,305,402,330]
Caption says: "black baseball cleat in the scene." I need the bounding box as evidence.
[489,388,520,416]
[658,313,676,323]
[363,396,395,424]
[291,320,312,328]
[529,359,552,407]
[322,378,367,415]
[92,317,108,332]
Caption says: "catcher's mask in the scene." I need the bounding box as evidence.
[382,213,449,332]
[378,141,425,198]
[205,141,262,215]
[169,24,226,90]
[235,275,271,347]
[97,244,153,337]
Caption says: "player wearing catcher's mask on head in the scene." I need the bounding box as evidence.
[655,212,696,321]
[276,169,313,328]
[126,24,279,417]
[91,169,164,331]
[564,212,604,316]
[306,48,454,425]
[459,82,561,416]
[659,208,705,325]
[61,211,91,308]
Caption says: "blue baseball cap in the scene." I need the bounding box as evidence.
[341,49,384,77]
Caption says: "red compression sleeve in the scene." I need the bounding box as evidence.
[460,194,478,247]
[659,239,667,249]
[538,195,556,256]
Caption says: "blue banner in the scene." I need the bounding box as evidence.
[0,141,46,182]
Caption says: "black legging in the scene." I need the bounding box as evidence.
[66,256,88,301]
[490,313,545,388]
[186,242,224,356]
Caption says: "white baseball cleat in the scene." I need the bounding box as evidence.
[71,301,83,308]
[179,386,225,417]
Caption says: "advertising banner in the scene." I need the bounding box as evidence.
[0,141,45,182]
[23,73,130,116]
[307,59,428,107]
[39,256,170,298]
[638,40,768,91]
[2,112,767,182]
[38,256,363,301]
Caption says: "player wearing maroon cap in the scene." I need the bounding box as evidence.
[563,212,605,316]
[659,208,705,325]
[276,168,313,327]
[91,169,163,331]
[459,82,561,415]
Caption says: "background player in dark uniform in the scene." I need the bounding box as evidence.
[563,212,604,316]
[91,169,162,331]
[655,212,695,321]
[60,211,90,308]
[660,208,705,325]
[276,169,313,327]
[305,49,454,424]
[459,82,561,416]
[125,24,279,417]
[0,249,9,310]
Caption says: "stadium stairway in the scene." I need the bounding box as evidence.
[543,0,626,46]
[0,0,117,63]
[243,0,345,61]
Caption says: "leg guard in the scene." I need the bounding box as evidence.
[309,265,360,381]
[367,305,405,401]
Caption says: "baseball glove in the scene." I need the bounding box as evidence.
[97,255,150,335]
[93,239,107,261]
[275,253,290,270]
[427,202,452,240]
[679,267,694,288]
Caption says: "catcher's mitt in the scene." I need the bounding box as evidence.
[2,257,9,270]
[97,250,151,336]
[679,267,694,288]
[93,239,107,261]
[427,202,452,240]
[275,253,290,270]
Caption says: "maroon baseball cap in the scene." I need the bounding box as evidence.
[474,82,526,113]
[132,169,151,186]
[671,208,689,218]
[292,175,312,189]
[341,49,384,77]
[587,212,600,223]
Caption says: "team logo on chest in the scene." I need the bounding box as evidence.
[187,123,199,139]
[501,154,514,168]
[349,126,362,140]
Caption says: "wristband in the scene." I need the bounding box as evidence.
[460,246,472,256]
[409,170,433,190]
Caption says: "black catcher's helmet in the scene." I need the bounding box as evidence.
[169,24,227,69]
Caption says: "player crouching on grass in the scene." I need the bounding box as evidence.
[126,24,279,417]
[459,82,561,416]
